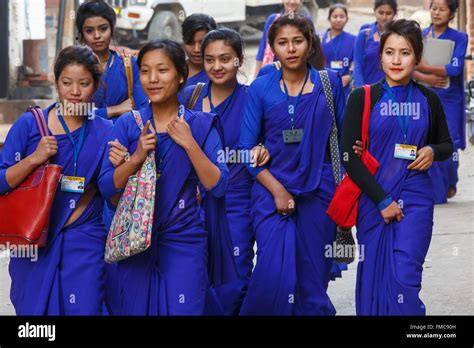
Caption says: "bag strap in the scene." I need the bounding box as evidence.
[187,82,205,110]
[28,106,50,164]
[28,106,49,137]
[122,54,136,110]
[131,110,144,131]
[362,85,372,148]
[318,70,342,186]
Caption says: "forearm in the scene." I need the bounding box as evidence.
[106,105,122,118]
[112,154,144,190]
[184,139,222,190]
[5,155,42,191]
[417,64,447,77]
[412,71,432,84]
[255,169,285,196]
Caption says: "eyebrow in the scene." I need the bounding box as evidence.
[83,24,109,29]
[384,46,412,51]
[276,35,305,40]
[140,63,168,68]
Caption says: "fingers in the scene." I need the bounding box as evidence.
[109,153,124,167]
[258,153,270,166]
[141,120,151,136]
[251,146,261,166]
[109,148,126,158]
[407,154,423,169]
[396,208,404,222]
[148,122,156,135]
[353,140,364,156]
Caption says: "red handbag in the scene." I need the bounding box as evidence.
[326,85,380,229]
[0,107,62,247]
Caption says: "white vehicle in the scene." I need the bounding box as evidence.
[105,0,345,46]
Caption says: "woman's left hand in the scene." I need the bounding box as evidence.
[108,139,130,168]
[167,116,195,149]
[407,146,434,171]
[251,144,270,167]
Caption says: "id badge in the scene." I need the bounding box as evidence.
[394,144,417,161]
[282,128,304,144]
[330,61,343,70]
[61,176,85,193]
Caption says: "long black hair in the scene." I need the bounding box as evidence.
[379,19,424,64]
[137,39,189,91]
[54,45,102,88]
[181,13,217,45]
[76,0,116,42]
[201,28,244,62]
[268,14,325,70]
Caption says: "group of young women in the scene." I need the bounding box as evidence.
[0,0,465,316]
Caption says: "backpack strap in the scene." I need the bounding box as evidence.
[187,82,206,110]
[122,54,136,110]
[318,70,342,186]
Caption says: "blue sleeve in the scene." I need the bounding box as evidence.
[95,107,108,119]
[202,126,228,198]
[353,30,366,87]
[445,33,468,77]
[0,115,32,194]
[240,82,266,177]
[98,114,131,201]
[256,14,275,61]
[257,64,277,78]
[377,195,394,210]
[132,57,149,109]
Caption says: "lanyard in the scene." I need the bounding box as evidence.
[382,80,413,143]
[325,29,343,59]
[207,83,236,116]
[282,67,311,129]
[56,103,87,176]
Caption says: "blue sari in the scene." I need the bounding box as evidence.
[321,30,356,100]
[355,82,433,315]
[240,67,345,315]
[99,104,235,315]
[0,104,112,315]
[181,83,254,315]
[422,26,468,204]
[353,22,385,87]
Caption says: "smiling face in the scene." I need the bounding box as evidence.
[430,0,454,27]
[203,40,241,86]
[183,29,208,66]
[139,49,184,104]
[272,25,310,71]
[329,8,348,32]
[81,16,112,54]
[56,64,96,108]
[380,33,418,86]
[375,4,396,29]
